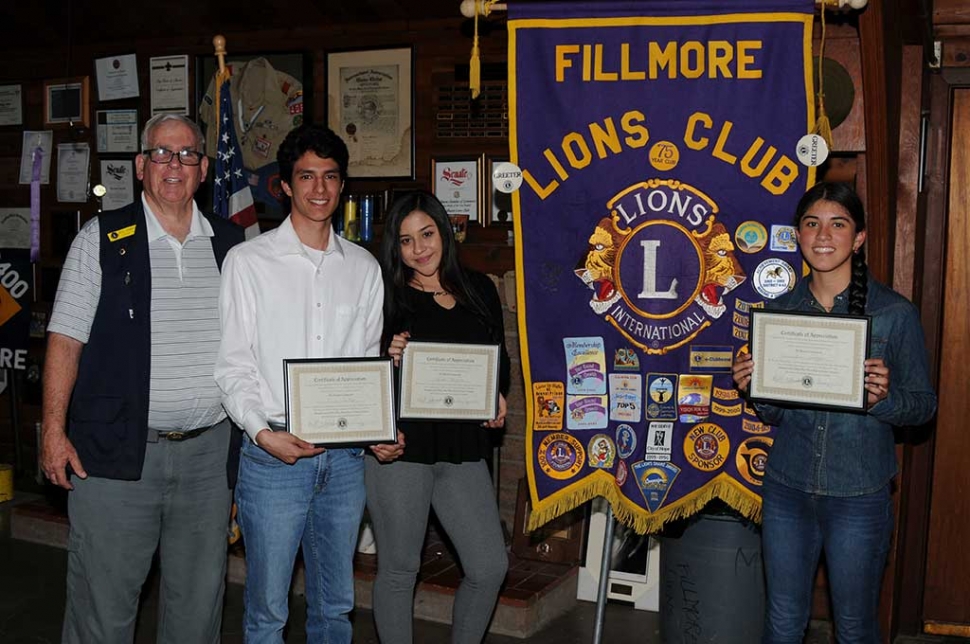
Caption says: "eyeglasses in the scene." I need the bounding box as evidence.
[142,147,205,166]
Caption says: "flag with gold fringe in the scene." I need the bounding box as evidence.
[510,0,816,533]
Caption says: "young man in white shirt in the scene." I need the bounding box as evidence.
[215,124,403,642]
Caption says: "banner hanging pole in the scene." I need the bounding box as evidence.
[592,502,615,644]
[461,0,867,18]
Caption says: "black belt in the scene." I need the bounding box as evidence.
[147,421,221,443]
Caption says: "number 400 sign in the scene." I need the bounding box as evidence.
[0,249,33,371]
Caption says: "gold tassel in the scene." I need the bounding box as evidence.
[815,98,834,149]
[470,0,481,99]
[813,2,834,149]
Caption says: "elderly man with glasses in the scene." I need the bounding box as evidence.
[40,113,245,644]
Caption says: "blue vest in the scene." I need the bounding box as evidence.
[67,202,245,482]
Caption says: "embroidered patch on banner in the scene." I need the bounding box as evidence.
[632,460,681,513]
[677,374,713,423]
[644,421,674,461]
[734,299,763,314]
[712,401,742,417]
[736,436,773,486]
[615,423,637,460]
[770,225,798,252]
[576,180,746,356]
[566,394,608,430]
[713,386,740,401]
[689,345,733,374]
[645,373,678,420]
[734,220,767,254]
[537,433,585,480]
[683,422,730,472]
[533,381,565,431]
[753,258,796,299]
[615,459,629,487]
[587,434,617,469]
[563,337,607,394]
[609,373,642,422]
[742,417,771,434]
[613,346,640,371]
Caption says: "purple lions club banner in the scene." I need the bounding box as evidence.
[510,1,816,532]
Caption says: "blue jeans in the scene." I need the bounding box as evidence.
[761,477,893,644]
[236,439,366,644]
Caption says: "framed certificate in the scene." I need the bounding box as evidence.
[431,155,483,223]
[283,357,397,446]
[749,310,871,411]
[44,77,90,128]
[399,341,500,421]
[327,47,414,180]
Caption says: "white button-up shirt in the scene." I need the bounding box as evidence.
[214,216,384,443]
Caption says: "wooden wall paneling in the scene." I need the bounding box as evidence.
[891,45,925,301]
[893,69,949,638]
[934,0,970,26]
[887,43,934,641]
[818,30,867,152]
[921,87,970,636]
[859,0,902,284]
[940,37,970,66]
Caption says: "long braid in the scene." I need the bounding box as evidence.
[848,247,868,315]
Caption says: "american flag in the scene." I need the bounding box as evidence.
[213,69,259,237]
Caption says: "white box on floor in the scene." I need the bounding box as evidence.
[576,497,660,611]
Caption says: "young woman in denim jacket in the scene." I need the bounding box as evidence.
[732,182,937,643]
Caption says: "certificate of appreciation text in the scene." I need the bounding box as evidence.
[749,310,870,411]
[284,357,396,445]
[399,342,500,421]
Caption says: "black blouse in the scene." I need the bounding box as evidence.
[392,271,511,464]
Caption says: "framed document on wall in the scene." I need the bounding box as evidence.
[44,77,90,128]
[327,47,414,180]
[431,155,482,223]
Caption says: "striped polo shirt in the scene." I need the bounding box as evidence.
[47,195,227,432]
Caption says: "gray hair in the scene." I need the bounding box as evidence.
[140,114,206,154]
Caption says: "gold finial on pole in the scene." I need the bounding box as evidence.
[213,35,227,74]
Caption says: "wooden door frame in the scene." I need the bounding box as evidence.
[881,66,944,641]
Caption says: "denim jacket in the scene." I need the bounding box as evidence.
[754,274,937,497]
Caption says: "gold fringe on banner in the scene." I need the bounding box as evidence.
[528,473,764,535]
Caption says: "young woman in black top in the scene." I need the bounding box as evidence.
[365,190,510,643]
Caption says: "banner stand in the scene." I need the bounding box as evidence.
[591,502,615,644]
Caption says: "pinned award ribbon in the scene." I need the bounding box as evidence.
[492,162,523,194]
[30,145,43,263]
